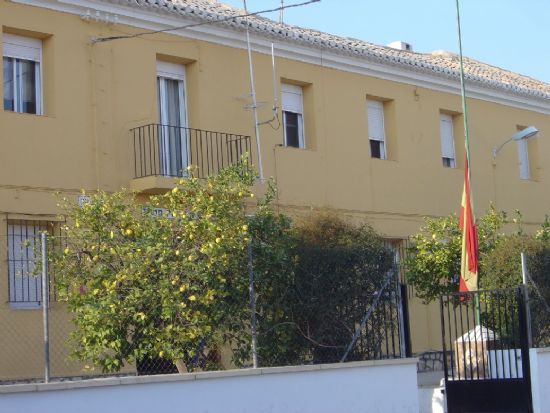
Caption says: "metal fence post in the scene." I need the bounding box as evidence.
[248,240,258,368]
[41,232,50,383]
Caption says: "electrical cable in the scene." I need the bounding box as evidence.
[91,0,321,44]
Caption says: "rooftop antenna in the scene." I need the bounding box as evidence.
[257,43,280,128]
[242,0,264,181]
[279,0,284,24]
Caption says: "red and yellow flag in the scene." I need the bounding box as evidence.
[459,155,478,292]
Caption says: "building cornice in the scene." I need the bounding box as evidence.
[11,0,550,114]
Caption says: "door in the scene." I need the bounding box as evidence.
[157,61,188,176]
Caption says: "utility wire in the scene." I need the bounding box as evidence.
[92,0,321,44]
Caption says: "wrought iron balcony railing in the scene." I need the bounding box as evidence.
[131,124,251,179]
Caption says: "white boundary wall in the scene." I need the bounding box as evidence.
[0,359,419,413]
[530,348,550,413]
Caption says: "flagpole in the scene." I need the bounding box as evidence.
[455,0,480,326]
[455,0,471,180]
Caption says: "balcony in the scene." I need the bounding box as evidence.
[130,124,251,193]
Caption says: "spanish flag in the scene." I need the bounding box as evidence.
[459,155,478,292]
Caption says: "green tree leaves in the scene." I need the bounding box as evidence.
[52,161,256,373]
[406,207,507,303]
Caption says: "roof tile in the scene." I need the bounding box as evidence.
[103,0,550,100]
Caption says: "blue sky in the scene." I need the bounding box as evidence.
[222,0,550,84]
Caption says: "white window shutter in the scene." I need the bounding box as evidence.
[281,84,303,114]
[517,139,530,180]
[2,34,41,62]
[367,100,385,142]
[440,114,455,159]
[156,61,185,80]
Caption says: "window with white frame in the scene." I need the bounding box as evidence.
[281,83,305,148]
[517,137,530,180]
[367,100,386,159]
[7,220,53,308]
[3,34,42,115]
[439,113,456,168]
[156,61,188,176]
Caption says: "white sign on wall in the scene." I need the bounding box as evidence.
[77,195,92,207]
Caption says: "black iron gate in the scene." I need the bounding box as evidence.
[440,287,532,413]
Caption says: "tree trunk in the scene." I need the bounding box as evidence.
[175,359,188,374]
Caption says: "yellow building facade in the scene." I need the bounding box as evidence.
[1,0,549,379]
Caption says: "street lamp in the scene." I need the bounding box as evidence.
[492,126,539,159]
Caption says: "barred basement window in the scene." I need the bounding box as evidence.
[7,220,54,309]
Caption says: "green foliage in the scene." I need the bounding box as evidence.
[480,235,540,290]
[238,198,298,367]
[52,161,257,373]
[242,211,395,366]
[535,215,550,242]
[481,235,550,346]
[51,164,413,370]
[406,207,507,303]
[291,212,394,363]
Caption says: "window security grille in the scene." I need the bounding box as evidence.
[7,220,55,308]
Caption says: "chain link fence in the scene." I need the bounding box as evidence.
[0,230,410,384]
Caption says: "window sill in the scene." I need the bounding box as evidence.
[277,145,314,152]
[8,302,42,310]
[2,110,51,118]
[370,157,397,163]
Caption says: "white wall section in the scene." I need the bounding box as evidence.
[0,359,419,413]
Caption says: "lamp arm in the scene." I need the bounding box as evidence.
[492,137,513,159]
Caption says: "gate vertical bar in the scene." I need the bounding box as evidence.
[440,296,449,381]
[521,252,533,348]
[41,232,50,383]
[396,273,407,357]
[400,284,412,357]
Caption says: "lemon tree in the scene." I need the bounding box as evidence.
[406,207,508,303]
[52,161,257,373]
